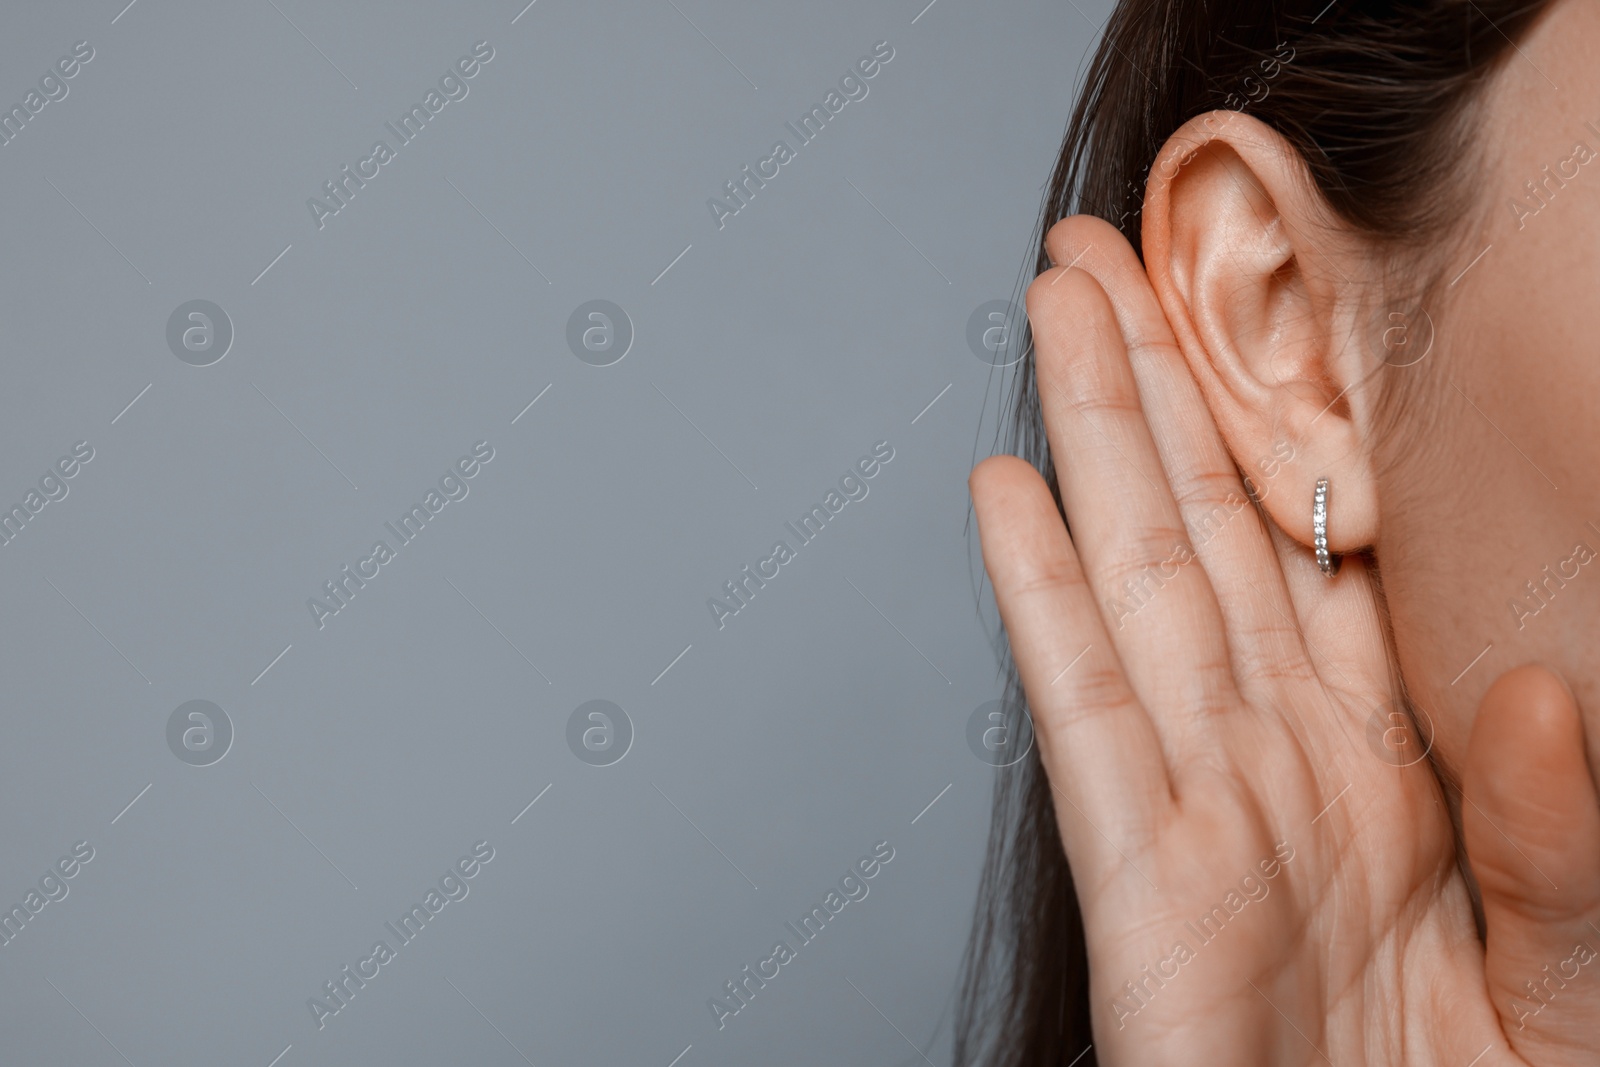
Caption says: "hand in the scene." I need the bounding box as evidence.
[969,214,1600,1065]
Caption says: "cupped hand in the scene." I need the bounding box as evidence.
[969,215,1600,1065]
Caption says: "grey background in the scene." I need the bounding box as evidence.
[0,1,1108,1063]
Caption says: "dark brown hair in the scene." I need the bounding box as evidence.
[957,1,1555,1063]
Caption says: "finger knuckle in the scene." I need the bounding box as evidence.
[1052,661,1138,719]
[1007,555,1088,602]
[1172,469,1255,546]
[1236,637,1318,689]
[1177,661,1239,719]
[1171,465,1246,512]
[1049,367,1140,422]
[1095,524,1195,592]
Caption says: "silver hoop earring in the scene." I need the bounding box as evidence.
[1313,477,1338,577]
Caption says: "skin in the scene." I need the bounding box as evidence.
[969,0,1600,1060]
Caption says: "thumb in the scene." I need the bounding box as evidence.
[1464,662,1600,1061]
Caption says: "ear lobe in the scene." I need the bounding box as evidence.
[1141,110,1380,556]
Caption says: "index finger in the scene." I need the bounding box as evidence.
[970,454,1174,864]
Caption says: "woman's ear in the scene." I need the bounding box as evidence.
[1141,110,1380,555]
